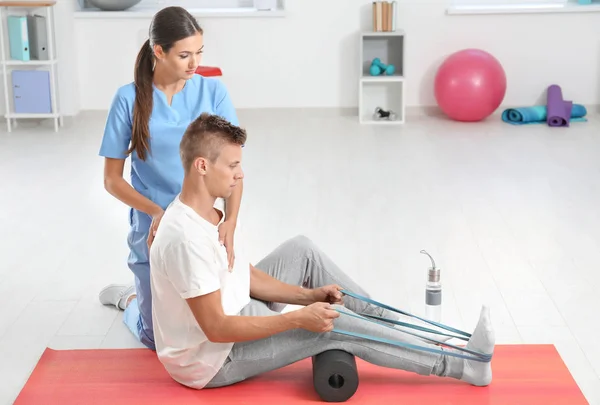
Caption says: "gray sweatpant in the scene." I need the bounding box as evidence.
[206,235,449,387]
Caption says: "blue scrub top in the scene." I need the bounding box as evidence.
[98,74,239,231]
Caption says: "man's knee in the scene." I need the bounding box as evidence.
[285,234,316,251]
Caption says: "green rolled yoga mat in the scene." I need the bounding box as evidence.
[501,104,587,125]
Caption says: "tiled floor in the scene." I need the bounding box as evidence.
[1,108,599,404]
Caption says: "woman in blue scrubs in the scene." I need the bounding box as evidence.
[97,6,242,350]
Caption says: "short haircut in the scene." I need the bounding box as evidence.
[180,113,247,171]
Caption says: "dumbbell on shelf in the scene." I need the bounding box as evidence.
[369,58,395,76]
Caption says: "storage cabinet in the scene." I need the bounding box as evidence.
[0,1,62,132]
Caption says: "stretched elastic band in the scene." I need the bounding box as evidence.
[340,289,472,339]
[358,313,469,342]
[329,289,493,363]
[333,309,492,362]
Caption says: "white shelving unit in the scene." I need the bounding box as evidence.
[359,30,406,125]
[0,1,62,132]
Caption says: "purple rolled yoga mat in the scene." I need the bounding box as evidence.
[547,84,573,127]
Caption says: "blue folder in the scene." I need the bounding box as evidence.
[8,15,30,61]
[12,70,52,114]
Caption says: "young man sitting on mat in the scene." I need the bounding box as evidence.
[140,113,495,390]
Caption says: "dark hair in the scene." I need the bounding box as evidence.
[128,6,203,161]
[180,113,247,171]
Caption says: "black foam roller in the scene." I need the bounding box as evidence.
[312,350,359,402]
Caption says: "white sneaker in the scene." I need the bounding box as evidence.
[99,284,135,310]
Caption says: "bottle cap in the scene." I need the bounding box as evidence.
[428,267,440,283]
[420,250,440,282]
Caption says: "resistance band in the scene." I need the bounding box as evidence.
[330,289,493,363]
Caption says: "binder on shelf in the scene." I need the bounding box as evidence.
[391,1,397,31]
[371,1,397,32]
[11,70,53,114]
[8,15,30,61]
[27,15,49,60]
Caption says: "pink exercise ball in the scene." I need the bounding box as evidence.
[434,49,506,122]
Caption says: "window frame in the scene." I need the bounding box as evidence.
[447,0,600,15]
[75,0,286,18]
[137,0,254,9]
[450,0,566,5]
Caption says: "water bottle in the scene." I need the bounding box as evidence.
[421,250,441,322]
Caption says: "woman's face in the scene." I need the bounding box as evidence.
[155,32,204,80]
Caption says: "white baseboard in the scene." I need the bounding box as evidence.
[75,103,600,120]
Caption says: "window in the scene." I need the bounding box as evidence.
[75,0,285,17]
[451,0,565,4]
[446,0,600,14]
[137,0,255,9]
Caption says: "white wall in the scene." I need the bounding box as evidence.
[66,1,600,112]
[55,0,79,116]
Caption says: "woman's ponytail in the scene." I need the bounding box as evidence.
[128,39,154,161]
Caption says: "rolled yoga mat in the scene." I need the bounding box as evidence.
[547,84,574,127]
[312,350,359,402]
[501,104,587,125]
[13,345,591,404]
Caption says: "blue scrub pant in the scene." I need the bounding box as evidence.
[123,212,156,351]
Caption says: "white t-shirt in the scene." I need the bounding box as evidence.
[149,195,251,389]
